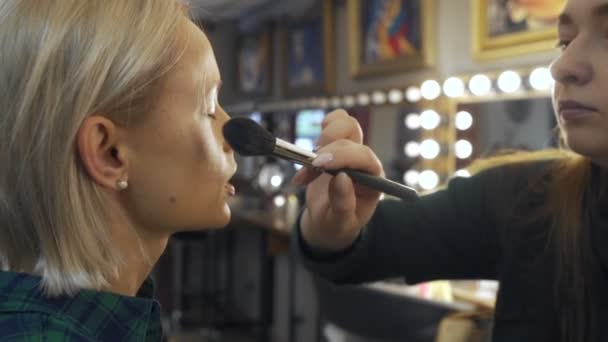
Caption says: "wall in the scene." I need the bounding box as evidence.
[208,0,559,165]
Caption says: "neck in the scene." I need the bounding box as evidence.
[106,221,169,297]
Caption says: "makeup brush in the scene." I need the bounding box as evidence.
[223,117,418,202]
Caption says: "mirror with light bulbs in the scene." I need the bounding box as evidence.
[453,96,558,171]
[405,66,557,186]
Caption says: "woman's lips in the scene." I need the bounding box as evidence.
[558,100,597,122]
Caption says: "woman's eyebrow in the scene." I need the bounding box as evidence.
[559,3,608,28]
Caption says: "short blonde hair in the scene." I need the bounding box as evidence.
[0,0,188,296]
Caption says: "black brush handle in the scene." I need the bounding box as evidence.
[325,168,418,201]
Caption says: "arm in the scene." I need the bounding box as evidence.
[295,168,502,285]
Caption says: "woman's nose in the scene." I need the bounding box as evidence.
[217,106,233,153]
[550,43,592,86]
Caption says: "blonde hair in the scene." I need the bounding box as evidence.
[0,0,188,296]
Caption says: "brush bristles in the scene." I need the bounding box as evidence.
[222,117,276,156]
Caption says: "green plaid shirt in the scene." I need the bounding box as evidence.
[0,271,162,341]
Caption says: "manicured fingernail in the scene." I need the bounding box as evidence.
[312,153,333,167]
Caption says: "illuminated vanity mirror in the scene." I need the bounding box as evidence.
[453,95,558,171]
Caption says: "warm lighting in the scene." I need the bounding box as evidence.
[343,95,355,107]
[419,110,441,130]
[468,74,492,96]
[274,195,286,207]
[270,175,284,188]
[404,113,420,130]
[529,67,553,91]
[319,98,329,108]
[455,140,473,159]
[455,111,473,131]
[372,91,387,104]
[419,170,440,190]
[406,86,422,103]
[404,141,420,157]
[357,93,370,106]
[420,139,441,159]
[388,89,404,104]
[443,77,465,98]
[497,70,522,93]
[421,80,441,100]
[403,170,420,186]
[330,96,342,108]
[454,169,471,178]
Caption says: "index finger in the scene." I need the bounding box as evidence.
[316,110,363,148]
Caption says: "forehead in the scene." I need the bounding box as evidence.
[164,20,219,95]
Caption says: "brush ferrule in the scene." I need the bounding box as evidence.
[275,139,316,159]
[273,138,316,166]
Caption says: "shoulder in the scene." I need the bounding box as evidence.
[0,312,96,341]
[461,158,557,202]
[470,158,556,183]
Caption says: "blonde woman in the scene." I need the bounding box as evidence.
[0,0,236,340]
[294,0,608,341]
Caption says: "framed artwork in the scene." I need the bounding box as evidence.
[347,0,435,78]
[236,28,272,97]
[473,0,566,60]
[282,0,334,97]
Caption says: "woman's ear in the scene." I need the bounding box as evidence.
[76,115,129,191]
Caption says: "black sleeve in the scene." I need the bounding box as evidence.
[294,166,507,285]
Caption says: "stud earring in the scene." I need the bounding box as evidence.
[117,179,128,191]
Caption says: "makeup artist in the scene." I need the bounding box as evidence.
[293,0,608,341]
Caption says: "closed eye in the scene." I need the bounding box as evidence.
[556,39,570,51]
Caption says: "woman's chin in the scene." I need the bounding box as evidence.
[565,134,608,160]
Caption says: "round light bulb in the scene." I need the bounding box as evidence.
[443,77,465,98]
[421,80,441,100]
[388,89,404,104]
[468,74,492,96]
[371,91,387,105]
[419,110,441,130]
[406,86,422,103]
[274,195,286,207]
[403,170,420,186]
[319,98,329,108]
[404,141,420,157]
[357,93,370,106]
[343,95,355,107]
[497,70,522,93]
[455,111,473,131]
[455,140,473,159]
[330,96,342,108]
[419,170,440,190]
[404,113,420,130]
[270,175,284,188]
[529,67,553,91]
[420,139,441,159]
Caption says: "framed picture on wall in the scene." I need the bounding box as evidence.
[236,27,272,97]
[473,0,565,60]
[282,0,334,97]
[347,0,435,78]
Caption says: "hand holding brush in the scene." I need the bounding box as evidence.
[222,117,418,202]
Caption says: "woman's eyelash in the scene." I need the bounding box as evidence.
[556,40,570,50]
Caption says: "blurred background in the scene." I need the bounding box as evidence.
[155,0,564,341]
